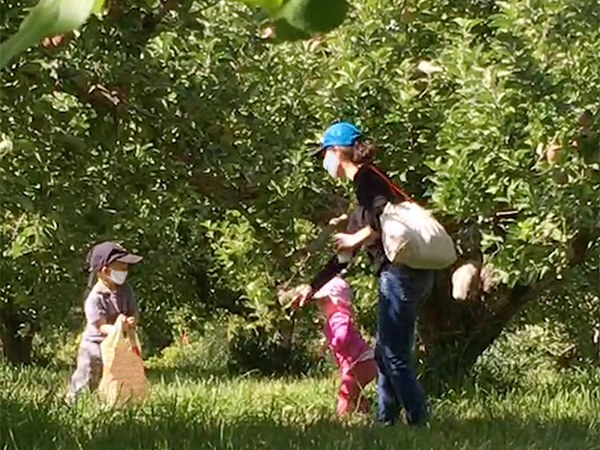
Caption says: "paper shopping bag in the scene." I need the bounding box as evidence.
[98,320,147,406]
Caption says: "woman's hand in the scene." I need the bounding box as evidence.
[328,213,348,229]
[126,316,136,328]
[290,285,313,310]
[332,232,362,252]
[333,226,377,253]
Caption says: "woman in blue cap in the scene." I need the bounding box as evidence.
[291,122,434,426]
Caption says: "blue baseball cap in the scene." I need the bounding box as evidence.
[310,121,362,156]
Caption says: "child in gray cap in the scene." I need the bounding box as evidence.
[67,241,143,402]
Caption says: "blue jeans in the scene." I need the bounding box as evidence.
[375,264,434,426]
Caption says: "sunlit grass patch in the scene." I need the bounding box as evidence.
[1,363,599,450]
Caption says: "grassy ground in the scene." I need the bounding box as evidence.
[1,363,599,450]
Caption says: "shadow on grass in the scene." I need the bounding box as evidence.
[145,365,232,384]
[144,365,330,385]
[2,393,599,450]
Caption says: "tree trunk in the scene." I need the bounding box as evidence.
[417,273,522,392]
[0,304,34,365]
[418,229,596,394]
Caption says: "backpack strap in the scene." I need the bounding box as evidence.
[366,164,414,203]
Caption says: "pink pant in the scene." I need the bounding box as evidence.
[337,358,378,416]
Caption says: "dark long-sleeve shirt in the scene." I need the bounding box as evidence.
[309,165,399,292]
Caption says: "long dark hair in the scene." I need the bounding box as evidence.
[337,139,376,164]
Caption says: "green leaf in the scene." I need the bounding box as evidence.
[0,0,99,69]
[93,0,106,15]
[234,0,286,15]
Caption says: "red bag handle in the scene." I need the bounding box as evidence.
[366,164,414,203]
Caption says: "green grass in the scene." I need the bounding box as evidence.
[1,363,599,450]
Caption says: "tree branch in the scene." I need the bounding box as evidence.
[506,228,598,312]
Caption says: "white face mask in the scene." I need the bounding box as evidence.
[323,150,339,178]
[107,269,128,285]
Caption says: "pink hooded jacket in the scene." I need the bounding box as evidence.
[313,277,375,374]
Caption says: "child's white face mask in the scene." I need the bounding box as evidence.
[322,150,339,178]
[107,269,128,285]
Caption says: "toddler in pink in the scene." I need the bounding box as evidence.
[312,276,377,416]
